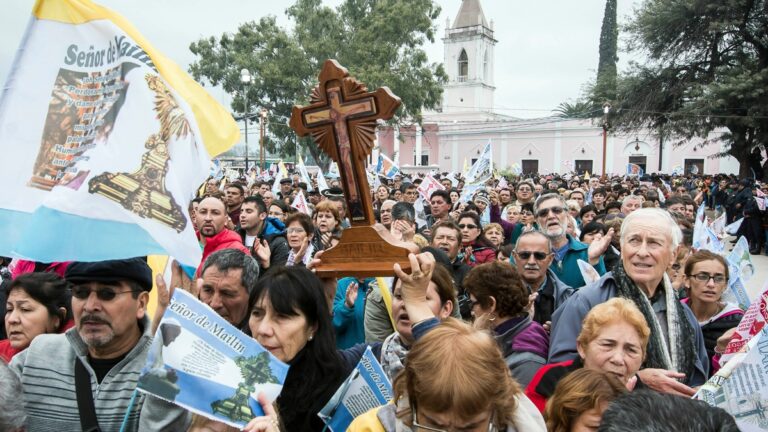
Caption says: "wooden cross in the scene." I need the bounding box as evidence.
[290,60,400,226]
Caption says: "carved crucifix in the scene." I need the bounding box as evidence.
[290,60,415,277]
[290,59,399,226]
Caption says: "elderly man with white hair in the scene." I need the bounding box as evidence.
[620,194,644,215]
[548,208,709,395]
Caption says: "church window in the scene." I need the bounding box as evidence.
[458,49,468,82]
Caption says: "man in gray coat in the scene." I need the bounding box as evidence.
[11,258,189,431]
[549,208,709,396]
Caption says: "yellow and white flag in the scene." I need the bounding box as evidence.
[0,0,238,267]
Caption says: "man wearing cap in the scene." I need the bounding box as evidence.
[10,258,188,431]
[277,177,293,201]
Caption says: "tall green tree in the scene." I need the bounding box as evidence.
[611,0,768,177]
[188,0,446,167]
[593,0,618,104]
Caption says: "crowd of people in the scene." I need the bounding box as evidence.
[1,167,755,431]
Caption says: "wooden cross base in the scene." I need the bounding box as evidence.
[313,225,418,278]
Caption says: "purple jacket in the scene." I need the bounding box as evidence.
[494,316,549,387]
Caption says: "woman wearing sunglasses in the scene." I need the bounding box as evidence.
[457,211,496,267]
[680,250,743,376]
[349,319,546,432]
[2,272,73,363]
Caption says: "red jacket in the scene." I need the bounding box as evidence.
[196,229,250,277]
[525,359,578,413]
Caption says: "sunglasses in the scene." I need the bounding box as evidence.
[515,251,550,261]
[458,223,478,230]
[72,285,137,301]
[536,207,565,218]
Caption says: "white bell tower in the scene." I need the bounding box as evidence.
[442,0,496,113]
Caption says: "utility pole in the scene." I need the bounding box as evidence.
[601,102,611,176]
[259,108,268,171]
[240,69,252,171]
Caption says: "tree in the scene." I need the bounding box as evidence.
[188,0,447,168]
[554,101,600,119]
[593,0,618,104]
[611,0,768,178]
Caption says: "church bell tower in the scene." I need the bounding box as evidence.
[442,0,497,113]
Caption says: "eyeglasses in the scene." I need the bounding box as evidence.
[286,227,305,234]
[411,405,496,432]
[670,264,681,271]
[517,187,532,192]
[536,207,565,218]
[458,224,478,230]
[690,273,727,285]
[269,211,284,217]
[521,210,534,216]
[514,251,551,261]
[72,285,137,301]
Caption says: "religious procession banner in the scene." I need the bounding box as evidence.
[0,0,238,267]
[318,346,393,431]
[138,289,289,428]
[376,153,400,179]
[465,140,493,184]
[694,326,768,431]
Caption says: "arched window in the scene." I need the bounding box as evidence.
[483,49,489,81]
[458,49,468,82]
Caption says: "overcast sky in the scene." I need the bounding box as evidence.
[0,0,641,119]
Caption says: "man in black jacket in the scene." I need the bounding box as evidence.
[237,196,290,273]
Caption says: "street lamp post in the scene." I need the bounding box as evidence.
[240,68,252,171]
[601,102,611,176]
[259,108,268,171]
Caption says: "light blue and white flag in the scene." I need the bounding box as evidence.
[465,140,492,184]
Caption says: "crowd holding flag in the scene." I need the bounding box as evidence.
[291,191,310,215]
[297,154,313,190]
[416,175,444,201]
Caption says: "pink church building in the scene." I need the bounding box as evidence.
[375,0,739,176]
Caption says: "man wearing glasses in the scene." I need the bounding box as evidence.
[513,181,535,206]
[512,231,573,328]
[10,258,186,430]
[534,193,612,289]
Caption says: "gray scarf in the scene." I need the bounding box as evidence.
[612,262,697,382]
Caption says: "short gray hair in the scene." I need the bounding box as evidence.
[620,208,682,252]
[514,230,553,253]
[533,192,567,215]
[622,194,644,205]
[0,361,26,430]
[201,249,259,294]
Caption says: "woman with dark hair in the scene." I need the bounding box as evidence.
[579,221,607,244]
[681,250,743,375]
[284,212,315,266]
[246,254,441,431]
[464,261,549,386]
[1,272,73,362]
[457,211,496,266]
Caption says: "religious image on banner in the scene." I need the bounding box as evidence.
[626,163,644,176]
[138,290,289,428]
[0,0,238,267]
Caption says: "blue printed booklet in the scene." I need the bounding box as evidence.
[137,289,289,428]
[318,346,393,431]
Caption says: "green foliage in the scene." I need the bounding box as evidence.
[554,101,600,119]
[594,0,618,103]
[612,0,768,176]
[188,0,447,167]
